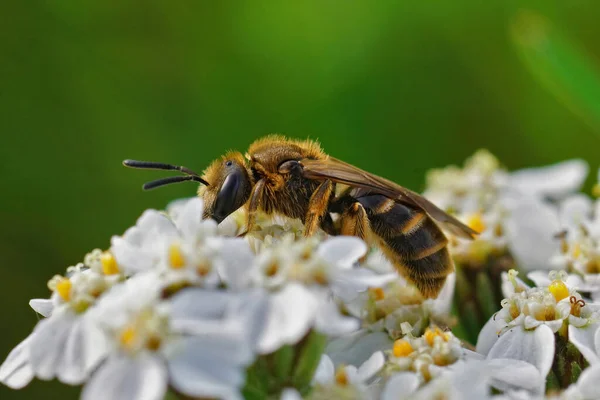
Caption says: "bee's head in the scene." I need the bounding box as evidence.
[198,152,252,223]
[123,152,252,224]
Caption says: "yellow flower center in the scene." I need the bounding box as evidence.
[265,260,279,277]
[369,287,385,301]
[586,258,600,274]
[119,326,137,350]
[393,339,414,357]
[571,243,582,259]
[424,327,449,346]
[509,302,521,319]
[101,251,120,275]
[169,244,186,269]
[334,367,349,386]
[312,269,328,285]
[56,278,72,302]
[592,183,600,198]
[548,280,569,302]
[466,212,486,234]
[196,261,211,277]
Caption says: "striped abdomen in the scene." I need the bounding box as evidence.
[357,193,453,298]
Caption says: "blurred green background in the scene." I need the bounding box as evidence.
[2,1,600,398]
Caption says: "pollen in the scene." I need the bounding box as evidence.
[424,327,448,346]
[119,326,137,350]
[369,287,385,301]
[56,278,72,302]
[571,243,582,259]
[548,280,569,302]
[146,335,162,351]
[466,212,486,234]
[509,302,521,319]
[334,367,349,386]
[168,243,186,269]
[393,339,414,357]
[196,261,212,277]
[312,269,328,285]
[265,260,279,277]
[100,251,120,275]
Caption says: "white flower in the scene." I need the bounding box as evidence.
[112,198,254,290]
[478,270,600,391]
[82,274,268,400]
[308,352,384,400]
[229,236,396,354]
[506,193,600,286]
[0,257,118,388]
[381,358,541,400]
[424,150,588,267]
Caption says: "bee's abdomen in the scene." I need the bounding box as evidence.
[357,194,453,298]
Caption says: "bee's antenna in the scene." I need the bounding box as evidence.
[123,159,209,188]
[142,175,209,190]
[123,160,203,178]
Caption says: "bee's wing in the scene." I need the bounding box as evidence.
[300,157,477,239]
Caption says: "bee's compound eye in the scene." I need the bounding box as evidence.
[225,160,233,167]
[278,160,302,174]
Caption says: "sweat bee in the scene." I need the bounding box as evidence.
[123,135,477,298]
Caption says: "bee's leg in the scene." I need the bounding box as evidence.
[337,201,372,262]
[304,179,333,237]
[339,201,371,243]
[242,178,265,235]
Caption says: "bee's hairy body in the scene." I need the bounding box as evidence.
[125,135,477,298]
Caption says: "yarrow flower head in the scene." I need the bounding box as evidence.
[0,250,122,388]
[478,270,600,392]
[2,150,597,400]
[424,150,588,267]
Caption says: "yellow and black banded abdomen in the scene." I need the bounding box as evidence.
[357,194,453,298]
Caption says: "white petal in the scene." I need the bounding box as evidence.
[82,353,167,400]
[501,272,531,297]
[317,237,367,267]
[258,284,318,354]
[504,196,560,271]
[29,299,54,317]
[568,323,600,365]
[508,159,588,199]
[174,197,204,239]
[313,355,334,385]
[0,334,34,389]
[559,194,592,228]
[136,209,179,237]
[380,372,420,400]
[57,316,109,385]
[314,297,359,336]
[280,388,303,400]
[326,330,392,367]
[487,325,554,381]
[527,271,552,288]
[217,238,255,290]
[28,311,77,380]
[577,364,600,399]
[476,317,501,355]
[170,289,232,322]
[167,338,246,400]
[485,358,542,392]
[110,235,156,273]
[356,351,384,382]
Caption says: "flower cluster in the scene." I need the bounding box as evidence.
[2,150,600,400]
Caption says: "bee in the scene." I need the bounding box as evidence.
[123,135,477,298]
